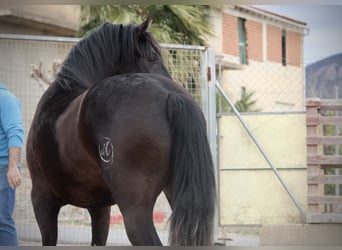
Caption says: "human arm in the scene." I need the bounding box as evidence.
[7,147,22,188]
[0,92,24,188]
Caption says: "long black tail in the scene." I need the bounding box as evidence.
[167,92,216,246]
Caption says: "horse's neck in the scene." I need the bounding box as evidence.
[63,44,118,91]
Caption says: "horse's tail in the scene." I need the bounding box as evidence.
[166,92,216,246]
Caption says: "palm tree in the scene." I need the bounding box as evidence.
[234,87,260,112]
[78,5,214,46]
[216,87,260,113]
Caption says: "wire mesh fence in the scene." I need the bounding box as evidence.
[0,34,209,245]
[216,56,306,114]
[2,32,339,243]
[161,45,206,106]
[215,54,341,115]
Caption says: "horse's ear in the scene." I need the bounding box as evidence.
[137,17,153,35]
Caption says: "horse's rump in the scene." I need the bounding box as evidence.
[78,72,216,245]
[78,73,173,192]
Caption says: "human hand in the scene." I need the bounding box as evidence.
[7,166,21,188]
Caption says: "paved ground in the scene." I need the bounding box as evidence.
[219,234,259,246]
[18,223,259,246]
[18,223,168,246]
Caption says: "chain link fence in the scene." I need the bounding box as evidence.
[215,54,340,115]
[216,56,306,114]
[2,32,336,243]
[216,53,341,226]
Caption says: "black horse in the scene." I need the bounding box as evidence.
[26,18,216,246]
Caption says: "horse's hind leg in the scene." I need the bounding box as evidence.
[115,175,163,245]
[31,185,63,245]
[121,204,162,245]
[88,206,111,246]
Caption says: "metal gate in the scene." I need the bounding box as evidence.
[215,55,307,226]
[0,34,217,245]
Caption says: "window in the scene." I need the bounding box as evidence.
[282,29,287,66]
[238,18,247,64]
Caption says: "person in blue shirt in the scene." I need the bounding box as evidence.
[0,83,24,246]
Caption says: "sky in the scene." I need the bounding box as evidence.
[256,5,342,65]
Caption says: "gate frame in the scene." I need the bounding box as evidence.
[215,55,307,224]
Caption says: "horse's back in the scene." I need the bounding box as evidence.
[80,73,174,148]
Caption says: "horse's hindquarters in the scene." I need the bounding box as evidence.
[78,74,173,245]
[79,74,172,201]
[54,93,114,207]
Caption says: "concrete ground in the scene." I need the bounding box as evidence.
[260,224,342,246]
[21,223,342,246]
[18,223,260,246]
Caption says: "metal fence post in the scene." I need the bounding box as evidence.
[206,47,219,242]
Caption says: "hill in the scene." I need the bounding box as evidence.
[306,53,342,98]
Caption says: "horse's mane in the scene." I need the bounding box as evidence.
[55,22,162,92]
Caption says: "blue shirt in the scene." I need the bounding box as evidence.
[0,83,24,166]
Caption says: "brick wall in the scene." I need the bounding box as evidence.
[222,13,302,67]
[245,20,263,62]
[267,24,282,64]
[222,13,239,56]
[287,30,301,67]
